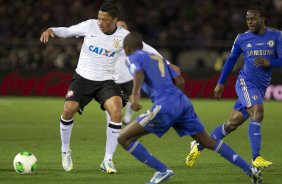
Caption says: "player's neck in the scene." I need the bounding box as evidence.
[104,26,117,35]
[257,25,266,35]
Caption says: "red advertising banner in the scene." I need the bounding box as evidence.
[0,71,72,96]
[0,70,281,100]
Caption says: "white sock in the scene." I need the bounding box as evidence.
[60,115,74,153]
[124,101,133,124]
[104,120,122,161]
[106,111,111,125]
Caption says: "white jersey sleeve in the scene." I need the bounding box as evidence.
[51,20,92,38]
[142,42,170,64]
[115,50,133,84]
[142,42,162,56]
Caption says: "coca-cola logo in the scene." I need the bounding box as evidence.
[182,74,237,98]
[0,71,281,100]
[265,85,282,100]
[0,71,72,96]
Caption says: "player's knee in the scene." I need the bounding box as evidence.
[117,135,128,149]
[63,106,76,120]
[251,111,264,122]
[224,122,238,132]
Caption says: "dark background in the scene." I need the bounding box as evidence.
[0,0,282,99]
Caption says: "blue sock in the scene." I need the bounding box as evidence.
[213,140,252,175]
[127,141,167,172]
[248,120,261,160]
[198,123,228,150]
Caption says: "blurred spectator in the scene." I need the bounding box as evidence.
[0,0,281,70]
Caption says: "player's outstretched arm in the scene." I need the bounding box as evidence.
[40,28,55,43]
[173,75,185,91]
[254,57,282,68]
[214,84,224,101]
[168,64,184,91]
[131,70,144,111]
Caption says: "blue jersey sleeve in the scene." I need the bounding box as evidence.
[168,64,180,78]
[270,32,282,67]
[218,35,242,84]
[128,52,143,75]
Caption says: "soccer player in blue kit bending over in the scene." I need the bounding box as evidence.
[118,32,263,184]
[187,6,282,169]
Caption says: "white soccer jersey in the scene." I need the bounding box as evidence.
[115,50,132,84]
[52,19,128,81]
[51,19,164,81]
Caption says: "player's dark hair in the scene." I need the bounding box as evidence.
[99,2,119,18]
[248,5,267,18]
[124,32,143,50]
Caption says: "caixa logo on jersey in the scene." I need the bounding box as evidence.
[88,45,116,57]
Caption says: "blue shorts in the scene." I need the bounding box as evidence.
[136,92,205,137]
[234,78,266,119]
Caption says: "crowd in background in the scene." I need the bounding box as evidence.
[0,0,281,70]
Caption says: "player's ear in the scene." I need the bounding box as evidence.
[113,17,118,24]
[262,17,265,24]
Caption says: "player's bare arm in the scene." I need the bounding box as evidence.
[173,75,185,91]
[131,70,143,111]
[214,84,224,101]
[40,28,55,43]
[169,63,181,74]
[169,64,184,91]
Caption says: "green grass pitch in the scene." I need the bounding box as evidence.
[0,97,281,184]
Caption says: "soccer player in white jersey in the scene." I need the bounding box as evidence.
[105,20,133,126]
[40,3,164,174]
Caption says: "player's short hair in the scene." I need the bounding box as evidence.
[99,2,119,18]
[248,5,267,18]
[124,32,143,50]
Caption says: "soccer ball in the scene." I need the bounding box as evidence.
[13,152,37,174]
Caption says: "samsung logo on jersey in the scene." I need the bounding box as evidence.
[88,45,115,57]
[247,50,274,56]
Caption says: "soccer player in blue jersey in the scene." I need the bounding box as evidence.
[118,32,262,184]
[187,6,282,169]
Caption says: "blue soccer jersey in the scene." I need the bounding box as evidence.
[127,50,205,137]
[219,27,282,89]
[127,50,180,101]
[218,28,282,116]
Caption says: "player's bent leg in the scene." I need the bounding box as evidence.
[62,101,80,120]
[196,109,247,151]
[118,120,150,149]
[189,131,215,169]
[104,96,123,123]
[193,130,263,182]
[60,101,79,172]
[118,121,173,184]
[101,96,123,174]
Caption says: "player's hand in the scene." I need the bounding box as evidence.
[40,28,55,43]
[131,102,142,111]
[254,58,270,68]
[214,84,224,101]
